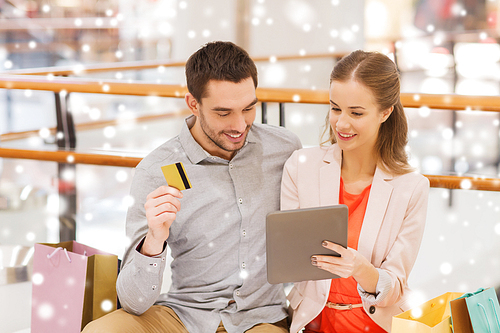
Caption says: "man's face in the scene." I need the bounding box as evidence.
[190,78,257,160]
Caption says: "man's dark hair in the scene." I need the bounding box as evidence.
[185,41,258,103]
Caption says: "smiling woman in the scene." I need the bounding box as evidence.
[281,50,430,333]
[326,50,413,177]
[329,79,393,169]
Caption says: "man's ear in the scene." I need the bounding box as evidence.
[185,93,200,116]
[381,105,394,123]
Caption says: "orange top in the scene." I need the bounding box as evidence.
[304,178,386,333]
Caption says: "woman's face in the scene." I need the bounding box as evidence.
[329,79,392,155]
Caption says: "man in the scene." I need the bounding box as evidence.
[83,41,301,332]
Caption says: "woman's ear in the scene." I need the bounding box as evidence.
[185,93,200,116]
[381,105,394,123]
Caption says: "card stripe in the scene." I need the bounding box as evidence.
[175,162,191,189]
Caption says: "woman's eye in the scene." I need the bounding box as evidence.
[331,107,341,112]
[352,112,363,116]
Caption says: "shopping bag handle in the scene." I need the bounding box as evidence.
[477,300,500,333]
[47,247,72,263]
[489,298,500,332]
[463,288,486,298]
[478,302,493,333]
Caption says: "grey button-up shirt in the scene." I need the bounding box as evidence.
[117,115,301,333]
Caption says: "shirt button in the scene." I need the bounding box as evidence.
[242,230,246,236]
[161,257,165,261]
[238,198,243,204]
[235,291,240,296]
[369,305,376,314]
[152,263,158,267]
[229,163,234,169]
[242,262,246,268]
[152,285,157,290]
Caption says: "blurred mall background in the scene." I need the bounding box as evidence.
[1,0,500,332]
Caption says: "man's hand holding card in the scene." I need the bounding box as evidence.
[141,162,192,256]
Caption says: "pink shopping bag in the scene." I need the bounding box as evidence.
[31,241,118,333]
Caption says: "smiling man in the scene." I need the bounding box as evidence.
[187,78,258,161]
[82,41,301,333]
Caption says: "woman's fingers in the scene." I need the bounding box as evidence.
[321,240,347,256]
[311,257,351,278]
[311,241,356,277]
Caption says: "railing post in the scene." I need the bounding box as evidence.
[54,91,77,242]
[261,102,267,124]
[6,90,12,132]
[449,39,458,207]
[4,30,13,133]
[497,112,500,176]
[279,103,285,127]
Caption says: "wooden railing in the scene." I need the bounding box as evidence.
[3,74,500,110]
[1,70,500,193]
[1,147,499,192]
[0,147,142,167]
[2,52,347,76]
[0,110,191,142]
[2,63,500,241]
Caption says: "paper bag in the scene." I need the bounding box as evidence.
[450,293,473,333]
[451,288,500,333]
[392,292,464,333]
[31,241,118,332]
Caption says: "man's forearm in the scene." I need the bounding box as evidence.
[117,240,168,315]
[141,231,168,257]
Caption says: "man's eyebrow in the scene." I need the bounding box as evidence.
[212,98,259,112]
[246,98,259,108]
[212,106,232,111]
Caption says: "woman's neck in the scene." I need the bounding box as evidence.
[341,149,378,193]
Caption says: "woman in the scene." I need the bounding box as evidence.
[281,50,429,332]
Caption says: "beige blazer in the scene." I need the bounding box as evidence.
[281,145,429,332]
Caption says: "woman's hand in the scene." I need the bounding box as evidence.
[312,241,379,293]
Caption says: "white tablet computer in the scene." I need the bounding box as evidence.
[266,205,348,284]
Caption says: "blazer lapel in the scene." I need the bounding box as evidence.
[319,145,393,263]
[358,167,393,261]
[319,146,341,207]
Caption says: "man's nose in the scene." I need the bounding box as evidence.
[232,113,247,132]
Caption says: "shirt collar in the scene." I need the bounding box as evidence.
[179,115,210,164]
[179,115,259,164]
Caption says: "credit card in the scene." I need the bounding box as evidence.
[161,162,192,191]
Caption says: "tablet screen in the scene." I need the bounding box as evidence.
[266,205,348,284]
